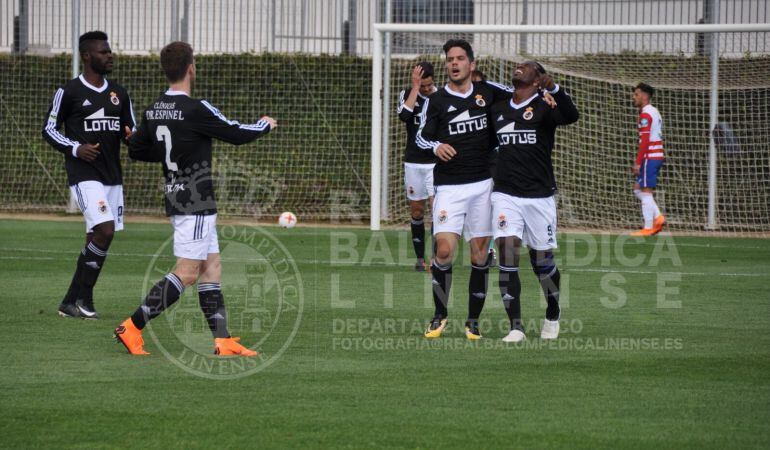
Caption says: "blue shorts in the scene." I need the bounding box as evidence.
[636,159,664,188]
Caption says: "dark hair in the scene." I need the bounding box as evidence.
[472,70,487,82]
[78,31,108,54]
[417,61,434,79]
[442,39,474,61]
[635,82,655,97]
[161,41,194,83]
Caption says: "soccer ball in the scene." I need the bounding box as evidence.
[278,211,297,229]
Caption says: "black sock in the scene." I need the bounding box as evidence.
[198,282,230,338]
[77,241,108,304]
[131,273,184,330]
[539,268,561,321]
[431,261,452,318]
[410,216,425,260]
[499,265,523,330]
[467,262,489,322]
[61,252,86,305]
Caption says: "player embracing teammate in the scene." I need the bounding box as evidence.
[415,39,513,339]
[491,61,578,342]
[416,38,579,340]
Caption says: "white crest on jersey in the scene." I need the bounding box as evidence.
[82,99,92,106]
[447,105,457,112]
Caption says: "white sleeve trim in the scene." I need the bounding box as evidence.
[414,97,441,151]
[485,80,514,92]
[44,88,81,150]
[201,99,269,131]
[71,145,80,158]
[547,84,560,94]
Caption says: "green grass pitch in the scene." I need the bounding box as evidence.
[0,218,768,449]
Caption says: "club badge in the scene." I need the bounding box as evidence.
[523,107,534,121]
[110,91,120,105]
[475,94,486,107]
[438,210,448,224]
[98,200,108,214]
[408,186,415,196]
[498,214,507,229]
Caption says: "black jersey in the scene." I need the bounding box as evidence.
[415,80,511,186]
[128,90,272,216]
[491,85,579,198]
[397,88,436,164]
[42,75,135,186]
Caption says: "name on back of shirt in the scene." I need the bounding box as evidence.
[146,101,185,120]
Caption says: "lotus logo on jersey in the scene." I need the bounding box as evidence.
[83,108,120,132]
[496,121,536,145]
[110,91,120,105]
[438,210,448,224]
[498,214,507,229]
[475,94,486,107]
[448,110,487,136]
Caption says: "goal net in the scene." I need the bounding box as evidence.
[371,24,770,233]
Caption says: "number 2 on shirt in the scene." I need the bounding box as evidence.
[156,125,178,171]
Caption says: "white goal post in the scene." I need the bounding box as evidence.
[370,23,770,231]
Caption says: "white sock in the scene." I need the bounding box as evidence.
[650,196,661,218]
[640,193,656,228]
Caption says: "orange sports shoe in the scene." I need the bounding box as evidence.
[653,214,666,234]
[214,337,259,357]
[630,228,657,237]
[114,318,149,355]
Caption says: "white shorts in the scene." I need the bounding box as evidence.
[492,192,557,250]
[433,178,493,241]
[404,162,435,201]
[70,181,124,233]
[171,214,220,260]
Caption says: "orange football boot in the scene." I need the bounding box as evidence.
[630,228,656,237]
[114,318,149,355]
[214,337,259,356]
[652,215,666,234]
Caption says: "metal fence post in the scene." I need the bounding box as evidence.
[66,0,81,214]
[381,0,392,220]
[706,0,719,229]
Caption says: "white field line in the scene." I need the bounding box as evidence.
[0,247,764,278]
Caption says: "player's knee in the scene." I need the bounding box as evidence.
[529,249,556,277]
[497,237,521,268]
[471,247,489,266]
[92,221,115,247]
[410,202,425,219]
[174,262,202,287]
[435,241,453,262]
[200,262,222,282]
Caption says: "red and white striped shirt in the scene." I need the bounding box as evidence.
[636,104,665,165]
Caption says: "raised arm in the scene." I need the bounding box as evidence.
[197,100,275,145]
[397,65,425,123]
[539,75,578,126]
